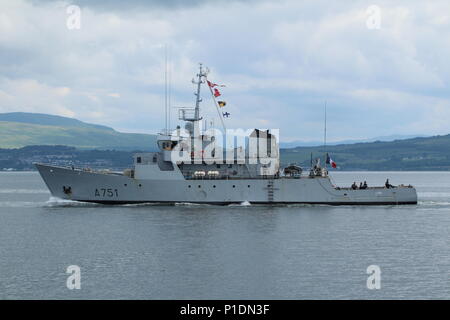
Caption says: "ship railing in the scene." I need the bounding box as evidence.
[280,170,325,179]
[186,174,279,180]
[57,164,129,175]
[335,185,413,190]
[335,186,385,190]
[178,108,197,121]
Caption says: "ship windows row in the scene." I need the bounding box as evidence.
[187,185,251,189]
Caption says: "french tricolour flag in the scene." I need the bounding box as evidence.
[326,153,337,168]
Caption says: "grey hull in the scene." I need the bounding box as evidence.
[36,163,418,205]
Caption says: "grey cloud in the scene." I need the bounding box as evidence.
[2,0,450,140]
[28,0,257,11]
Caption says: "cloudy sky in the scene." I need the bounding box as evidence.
[1,0,450,142]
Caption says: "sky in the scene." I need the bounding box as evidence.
[1,0,450,142]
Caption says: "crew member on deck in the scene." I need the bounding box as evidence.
[385,179,394,189]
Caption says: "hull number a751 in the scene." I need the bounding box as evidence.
[95,188,119,197]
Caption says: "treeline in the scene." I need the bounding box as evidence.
[281,134,450,170]
[0,145,136,171]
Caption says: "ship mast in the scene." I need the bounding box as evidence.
[177,63,207,137]
[324,100,327,169]
[193,63,206,122]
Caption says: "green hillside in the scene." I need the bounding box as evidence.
[2,112,450,170]
[0,112,111,130]
[281,135,450,170]
[0,113,157,151]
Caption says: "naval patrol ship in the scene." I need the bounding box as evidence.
[36,65,417,205]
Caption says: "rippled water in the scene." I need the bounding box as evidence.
[0,171,448,299]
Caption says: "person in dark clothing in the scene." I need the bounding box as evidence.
[385,179,394,188]
[362,181,368,189]
[351,182,357,190]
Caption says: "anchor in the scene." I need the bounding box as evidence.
[63,186,72,195]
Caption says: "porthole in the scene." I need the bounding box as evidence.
[198,185,201,188]
[232,185,236,188]
[139,184,142,187]
[188,185,191,188]
[124,184,127,186]
[213,185,216,188]
[248,185,250,188]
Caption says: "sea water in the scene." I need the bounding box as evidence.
[0,171,448,299]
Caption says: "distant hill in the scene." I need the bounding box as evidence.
[2,135,450,170]
[0,112,112,130]
[0,112,157,151]
[1,112,450,171]
[281,135,450,170]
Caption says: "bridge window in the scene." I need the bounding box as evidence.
[158,140,177,151]
[136,157,142,163]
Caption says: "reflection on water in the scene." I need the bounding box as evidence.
[0,171,449,299]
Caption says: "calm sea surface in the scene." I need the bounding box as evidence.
[0,171,448,299]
